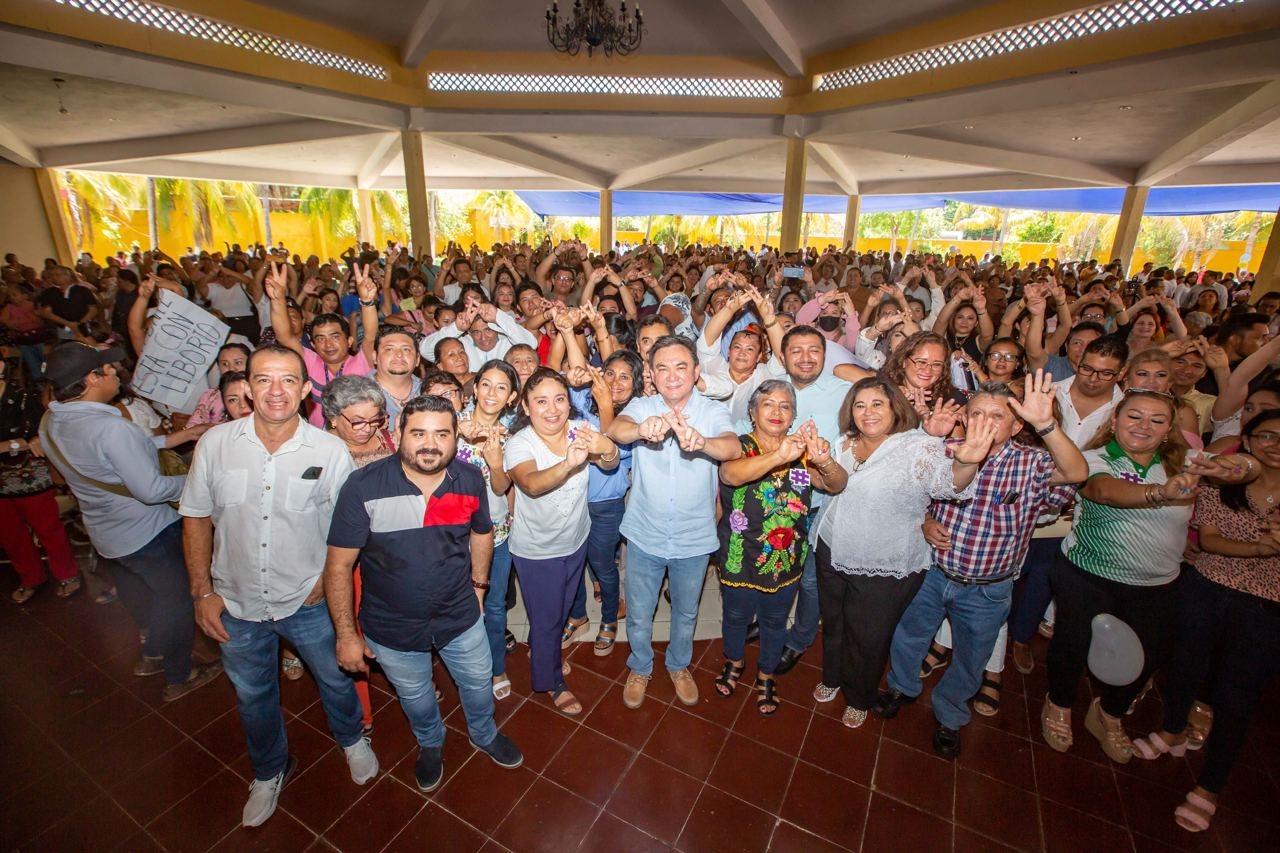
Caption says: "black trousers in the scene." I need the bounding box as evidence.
[816,539,925,711]
[1045,553,1179,717]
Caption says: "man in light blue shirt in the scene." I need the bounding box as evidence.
[607,336,741,709]
[40,342,220,701]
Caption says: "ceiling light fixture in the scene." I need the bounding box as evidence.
[1071,136,1082,141]
[1118,105,1133,110]
[547,1,644,58]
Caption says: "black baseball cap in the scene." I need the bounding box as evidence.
[44,342,125,392]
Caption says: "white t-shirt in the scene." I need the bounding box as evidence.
[503,420,591,560]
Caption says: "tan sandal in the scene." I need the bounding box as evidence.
[1041,695,1073,753]
[10,585,38,604]
[1174,790,1217,833]
[1084,697,1133,764]
[55,576,82,599]
[1186,702,1213,750]
[560,617,589,649]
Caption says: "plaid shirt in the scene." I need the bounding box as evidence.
[930,439,1077,581]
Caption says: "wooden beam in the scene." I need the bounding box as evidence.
[356,188,377,245]
[609,140,775,190]
[357,133,403,189]
[443,136,609,189]
[1137,81,1280,185]
[410,109,782,138]
[1160,163,1280,186]
[717,0,806,77]
[852,133,1134,186]
[80,158,358,188]
[41,121,372,168]
[0,124,40,168]
[599,190,614,254]
[843,195,861,247]
[401,0,470,68]
[1255,204,1280,291]
[807,142,858,195]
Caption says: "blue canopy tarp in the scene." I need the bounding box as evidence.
[516,186,1280,218]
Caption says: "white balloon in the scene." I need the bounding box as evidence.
[1088,613,1144,686]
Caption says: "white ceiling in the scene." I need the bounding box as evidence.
[0,1,1277,197]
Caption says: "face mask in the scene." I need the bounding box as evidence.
[816,316,841,332]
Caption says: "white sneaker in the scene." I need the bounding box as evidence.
[344,736,379,785]
[243,756,296,828]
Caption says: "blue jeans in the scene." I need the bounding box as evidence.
[1008,536,1061,644]
[784,505,823,653]
[570,498,625,626]
[18,344,44,380]
[110,521,193,686]
[887,566,1014,731]
[721,582,798,675]
[482,538,514,679]
[624,544,708,676]
[220,601,364,781]
[367,617,497,749]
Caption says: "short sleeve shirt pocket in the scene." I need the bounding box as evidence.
[285,476,319,512]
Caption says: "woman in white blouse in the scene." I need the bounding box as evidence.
[813,377,995,729]
[504,368,618,717]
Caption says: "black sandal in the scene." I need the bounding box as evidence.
[755,676,779,716]
[972,676,1001,717]
[919,643,951,679]
[714,661,745,698]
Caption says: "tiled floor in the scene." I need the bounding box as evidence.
[4,566,1280,853]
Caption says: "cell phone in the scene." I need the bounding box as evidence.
[782,266,804,279]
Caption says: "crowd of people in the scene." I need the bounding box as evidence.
[1,238,1277,837]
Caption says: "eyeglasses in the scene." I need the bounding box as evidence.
[1076,364,1119,380]
[987,352,1021,363]
[340,412,387,430]
[908,358,946,371]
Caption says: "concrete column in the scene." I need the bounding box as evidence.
[779,137,808,253]
[33,168,76,265]
[1108,186,1150,276]
[1254,204,1280,292]
[598,189,613,255]
[842,194,861,249]
[356,188,378,247]
[400,130,433,257]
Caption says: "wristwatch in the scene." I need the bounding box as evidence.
[8,440,20,452]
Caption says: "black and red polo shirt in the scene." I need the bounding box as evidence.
[329,455,494,652]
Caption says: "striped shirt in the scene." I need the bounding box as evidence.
[1061,441,1191,586]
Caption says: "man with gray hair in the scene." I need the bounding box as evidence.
[874,374,1087,760]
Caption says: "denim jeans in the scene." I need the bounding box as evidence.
[111,520,194,685]
[887,566,1015,730]
[624,544,708,676]
[1008,536,1062,644]
[721,582,798,675]
[18,344,44,380]
[367,616,497,749]
[569,498,625,626]
[784,505,823,653]
[220,601,364,781]
[482,538,515,679]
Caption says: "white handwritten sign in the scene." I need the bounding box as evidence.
[132,290,228,412]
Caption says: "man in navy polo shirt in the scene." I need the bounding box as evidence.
[324,395,522,792]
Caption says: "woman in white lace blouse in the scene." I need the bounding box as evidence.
[812,376,996,729]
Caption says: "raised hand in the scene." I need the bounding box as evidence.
[922,397,963,437]
[953,411,1000,464]
[565,430,592,468]
[1160,471,1200,502]
[774,433,807,465]
[1007,370,1057,432]
[904,385,932,417]
[353,264,378,303]
[566,364,593,388]
[662,409,706,453]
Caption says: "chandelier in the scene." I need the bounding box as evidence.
[546,1,644,58]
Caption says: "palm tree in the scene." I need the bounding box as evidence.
[299,187,358,241]
[59,170,144,251]
[154,178,263,249]
[472,190,536,238]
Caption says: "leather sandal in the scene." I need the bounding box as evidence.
[1186,702,1213,750]
[714,661,745,698]
[561,617,589,649]
[755,676,779,716]
[1041,695,1073,753]
[552,689,582,716]
[919,643,950,679]
[972,676,1001,717]
[1132,731,1187,760]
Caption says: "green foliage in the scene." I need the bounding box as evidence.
[1015,212,1062,244]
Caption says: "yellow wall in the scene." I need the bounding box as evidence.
[0,166,60,264]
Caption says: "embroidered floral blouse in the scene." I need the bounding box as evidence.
[716,433,812,593]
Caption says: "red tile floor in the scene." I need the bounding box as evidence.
[3,578,1279,852]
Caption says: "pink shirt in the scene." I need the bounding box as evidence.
[302,348,371,427]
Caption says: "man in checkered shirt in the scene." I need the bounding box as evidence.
[872,374,1088,759]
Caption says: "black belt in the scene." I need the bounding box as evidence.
[938,567,1016,587]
